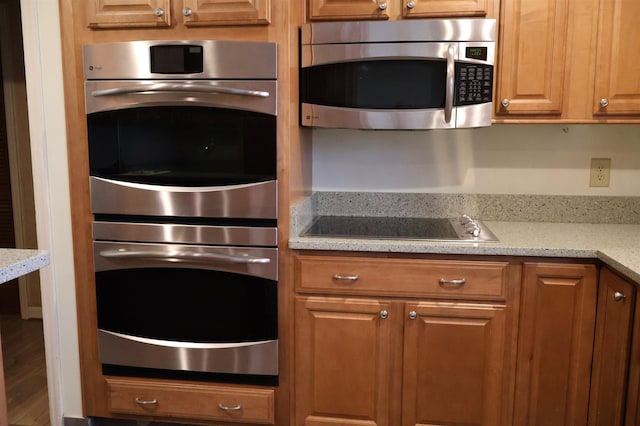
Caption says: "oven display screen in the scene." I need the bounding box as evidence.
[465,46,488,61]
[150,45,204,74]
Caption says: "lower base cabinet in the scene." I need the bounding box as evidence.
[295,296,512,426]
[106,378,275,424]
[589,266,639,426]
[514,263,598,426]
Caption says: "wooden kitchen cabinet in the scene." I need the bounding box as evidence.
[401,301,508,426]
[307,0,496,21]
[106,377,275,424]
[182,0,270,27]
[496,0,640,121]
[86,0,270,29]
[495,0,570,116]
[294,297,394,426]
[592,0,640,116]
[86,0,172,28]
[588,266,637,426]
[294,254,517,426]
[514,262,598,426]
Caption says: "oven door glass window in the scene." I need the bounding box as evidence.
[301,59,447,109]
[88,106,276,186]
[96,267,277,343]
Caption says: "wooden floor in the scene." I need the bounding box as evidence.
[0,315,49,426]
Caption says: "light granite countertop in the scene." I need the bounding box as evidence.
[289,193,640,283]
[0,249,50,284]
[289,221,640,282]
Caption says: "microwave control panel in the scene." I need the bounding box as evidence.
[455,63,493,106]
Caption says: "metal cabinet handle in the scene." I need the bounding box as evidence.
[408,311,417,320]
[407,1,416,9]
[218,403,242,411]
[379,1,388,10]
[501,98,510,108]
[600,98,609,108]
[154,8,164,17]
[135,397,158,406]
[613,291,626,302]
[439,278,467,286]
[333,274,359,282]
[183,7,193,17]
[380,310,388,319]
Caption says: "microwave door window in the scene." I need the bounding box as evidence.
[301,59,447,109]
[87,106,276,186]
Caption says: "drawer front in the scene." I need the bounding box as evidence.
[107,378,275,424]
[295,255,508,300]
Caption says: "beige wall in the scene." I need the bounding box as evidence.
[312,124,640,196]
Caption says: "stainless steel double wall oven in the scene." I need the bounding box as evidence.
[83,40,278,385]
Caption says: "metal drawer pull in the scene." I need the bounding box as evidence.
[613,291,626,302]
[135,397,158,406]
[439,278,467,286]
[218,403,242,411]
[408,311,417,320]
[333,274,359,282]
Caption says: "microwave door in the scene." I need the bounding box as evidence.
[300,42,458,130]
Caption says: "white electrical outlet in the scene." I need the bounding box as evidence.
[589,158,611,187]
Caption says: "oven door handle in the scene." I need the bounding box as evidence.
[98,249,271,264]
[91,83,270,98]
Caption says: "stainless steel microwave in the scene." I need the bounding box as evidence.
[300,19,496,130]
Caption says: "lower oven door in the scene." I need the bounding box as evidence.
[93,241,278,381]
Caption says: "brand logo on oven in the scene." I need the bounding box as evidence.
[88,65,103,71]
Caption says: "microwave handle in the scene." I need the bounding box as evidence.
[98,249,272,264]
[445,44,455,124]
[91,82,270,98]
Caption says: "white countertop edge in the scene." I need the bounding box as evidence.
[0,249,50,285]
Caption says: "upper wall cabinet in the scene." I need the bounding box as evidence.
[307,0,495,21]
[86,0,270,29]
[86,0,172,28]
[182,0,270,26]
[496,0,640,122]
[593,0,640,116]
[496,0,569,116]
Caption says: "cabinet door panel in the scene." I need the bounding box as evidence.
[496,0,569,115]
[589,267,636,426]
[182,0,270,26]
[593,0,640,115]
[308,0,390,21]
[86,0,171,28]
[402,302,507,426]
[514,263,597,426]
[295,297,393,426]
[402,0,489,18]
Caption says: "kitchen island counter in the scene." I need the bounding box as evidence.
[0,249,49,285]
[0,248,49,426]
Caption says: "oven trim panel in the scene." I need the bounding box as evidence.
[90,177,278,219]
[98,329,278,376]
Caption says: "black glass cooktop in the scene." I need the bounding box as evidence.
[302,215,500,242]
[303,216,460,240]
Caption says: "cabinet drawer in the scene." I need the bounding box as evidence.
[106,378,275,424]
[295,255,508,300]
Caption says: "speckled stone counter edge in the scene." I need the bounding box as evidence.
[0,249,50,285]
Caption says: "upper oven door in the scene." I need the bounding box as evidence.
[86,80,277,219]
